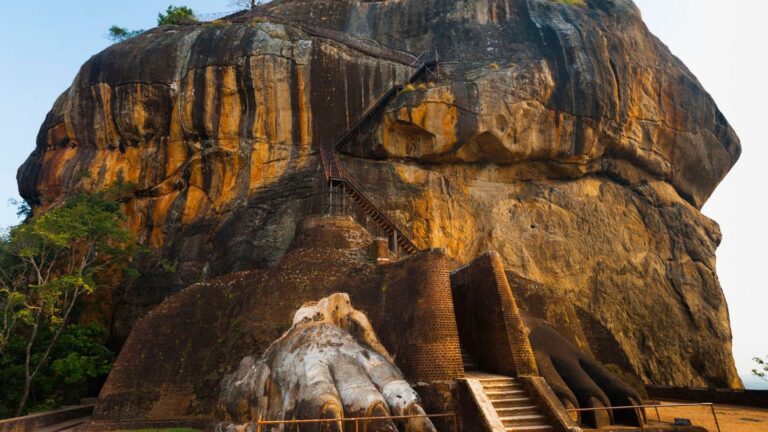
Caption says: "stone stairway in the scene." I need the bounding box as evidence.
[478,376,553,432]
[461,348,479,372]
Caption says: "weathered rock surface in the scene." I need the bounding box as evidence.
[18,0,741,387]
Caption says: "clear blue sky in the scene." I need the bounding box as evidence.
[0,1,765,389]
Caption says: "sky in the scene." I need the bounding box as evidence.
[0,1,766,389]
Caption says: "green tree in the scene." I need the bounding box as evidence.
[157,5,197,25]
[0,323,114,418]
[0,191,136,415]
[754,356,768,381]
[106,25,144,42]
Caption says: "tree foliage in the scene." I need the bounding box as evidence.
[754,356,768,381]
[0,190,137,416]
[0,323,113,418]
[157,5,197,25]
[107,26,144,42]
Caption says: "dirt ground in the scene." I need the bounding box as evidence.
[652,400,768,432]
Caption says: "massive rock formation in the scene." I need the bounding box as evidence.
[18,0,741,388]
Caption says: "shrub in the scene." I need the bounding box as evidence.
[157,5,197,26]
[107,26,144,42]
[400,83,417,94]
[0,323,114,418]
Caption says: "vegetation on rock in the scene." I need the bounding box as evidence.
[107,26,145,42]
[753,356,768,381]
[107,4,196,44]
[157,5,197,25]
[0,190,136,417]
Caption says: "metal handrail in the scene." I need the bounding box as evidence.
[256,412,457,432]
[318,53,435,255]
[566,402,721,432]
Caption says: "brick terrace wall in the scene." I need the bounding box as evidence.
[95,217,464,422]
[363,249,465,382]
[518,377,577,432]
[456,380,494,432]
[450,252,538,377]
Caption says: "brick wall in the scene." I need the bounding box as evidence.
[364,249,465,382]
[450,252,538,377]
[95,218,464,422]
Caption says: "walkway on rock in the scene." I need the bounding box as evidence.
[209,11,435,256]
[320,54,436,255]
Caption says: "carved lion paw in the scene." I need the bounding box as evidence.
[525,316,645,429]
[217,293,437,432]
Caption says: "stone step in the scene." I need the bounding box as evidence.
[486,389,527,398]
[505,426,553,432]
[500,414,547,427]
[495,406,540,417]
[482,383,523,391]
[492,397,535,408]
[477,377,518,385]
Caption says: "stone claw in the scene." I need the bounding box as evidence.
[217,294,437,432]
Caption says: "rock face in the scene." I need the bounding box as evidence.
[18,0,741,387]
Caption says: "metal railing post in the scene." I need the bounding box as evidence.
[710,404,721,432]
[393,231,398,255]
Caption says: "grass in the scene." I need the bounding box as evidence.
[551,0,587,6]
[400,83,417,94]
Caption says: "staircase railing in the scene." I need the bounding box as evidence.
[321,52,437,256]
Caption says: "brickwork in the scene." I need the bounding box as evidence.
[95,217,464,422]
[456,380,493,432]
[362,249,465,382]
[518,376,578,432]
[450,252,538,377]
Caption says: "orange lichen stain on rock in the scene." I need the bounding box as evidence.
[90,146,142,188]
[217,67,242,144]
[38,146,79,200]
[203,67,218,139]
[382,88,458,158]
[88,84,120,148]
[182,186,211,225]
[296,64,312,152]
[122,198,148,238]
[44,123,69,148]
[149,192,180,248]
[249,56,273,141]
[249,142,267,190]
[208,145,242,210]
[179,70,198,139]
[389,164,474,255]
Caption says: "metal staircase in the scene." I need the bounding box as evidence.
[320,53,437,255]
